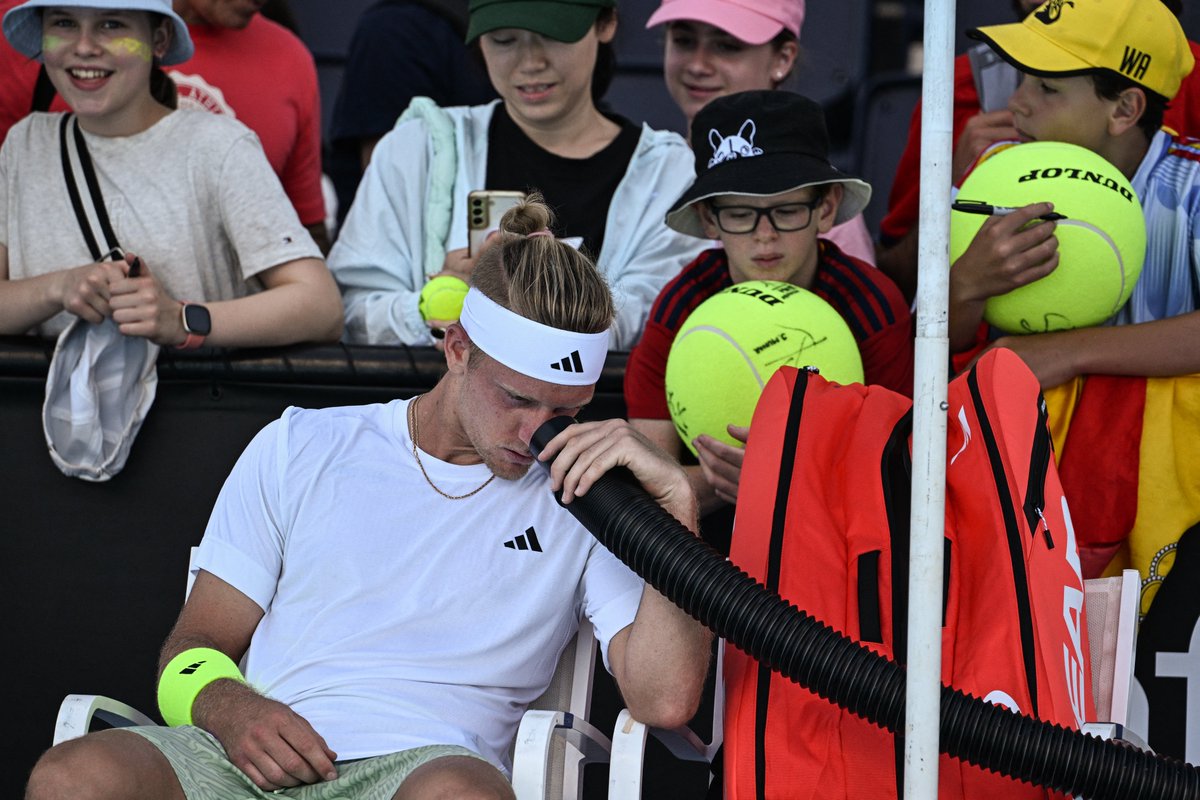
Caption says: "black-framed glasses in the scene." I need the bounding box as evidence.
[709,198,823,234]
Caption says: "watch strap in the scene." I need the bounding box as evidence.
[177,331,206,350]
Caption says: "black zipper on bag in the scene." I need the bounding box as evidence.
[755,369,809,800]
[967,367,1040,716]
[880,410,914,799]
[882,410,915,663]
[1024,396,1054,550]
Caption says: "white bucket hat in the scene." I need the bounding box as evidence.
[43,317,159,482]
[3,0,194,65]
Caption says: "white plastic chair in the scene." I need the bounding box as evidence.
[1081,569,1147,749]
[53,549,611,800]
[607,639,724,800]
[511,617,611,800]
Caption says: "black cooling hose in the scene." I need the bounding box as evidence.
[531,417,1200,800]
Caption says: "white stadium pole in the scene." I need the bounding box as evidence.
[904,0,955,798]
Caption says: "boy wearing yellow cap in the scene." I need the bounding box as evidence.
[948,0,1200,386]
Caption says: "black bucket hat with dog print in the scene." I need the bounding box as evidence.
[665,90,871,237]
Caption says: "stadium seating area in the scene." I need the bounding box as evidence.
[290,0,935,228]
[287,0,1200,244]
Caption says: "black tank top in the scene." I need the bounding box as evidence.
[485,103,640,258]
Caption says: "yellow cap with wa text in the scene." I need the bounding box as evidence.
[969,0,1194,100]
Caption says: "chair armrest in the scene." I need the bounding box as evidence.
[608,708,721,800]
[53,694,158,745]
[609,709,650,800]
[512,709,611,799]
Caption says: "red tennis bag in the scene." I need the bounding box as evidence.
[724,348,1094,800]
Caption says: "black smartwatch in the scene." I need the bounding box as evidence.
[178,303,211,350]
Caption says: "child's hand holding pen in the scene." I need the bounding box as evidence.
[952,200,1067,222]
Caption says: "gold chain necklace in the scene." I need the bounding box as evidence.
[407,394,495,500]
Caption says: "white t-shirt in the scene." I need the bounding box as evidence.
[195,399,644,771]
[0,110,320,337]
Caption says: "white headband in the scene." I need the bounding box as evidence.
[458,288,610,385]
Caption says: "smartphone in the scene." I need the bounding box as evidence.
[468,190,526,256]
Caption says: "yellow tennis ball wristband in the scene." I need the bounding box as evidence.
[157,647,247,727]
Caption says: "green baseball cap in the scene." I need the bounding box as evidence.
[467,0,616,43]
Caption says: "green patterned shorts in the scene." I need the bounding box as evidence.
[128,725,492,800]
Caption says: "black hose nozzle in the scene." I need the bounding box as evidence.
[530,417,1200,800]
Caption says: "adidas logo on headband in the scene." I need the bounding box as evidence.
[550,351,585,374]
[458,288,610,386]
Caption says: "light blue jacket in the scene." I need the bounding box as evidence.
[328,100,704,349]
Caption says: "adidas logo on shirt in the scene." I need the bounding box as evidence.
[550,351,584,374]
[503,526,543,552]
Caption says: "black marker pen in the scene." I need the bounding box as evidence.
[952,200,1066,221]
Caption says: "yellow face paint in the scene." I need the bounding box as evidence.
[41,34,65,52]
[110,37,152,62]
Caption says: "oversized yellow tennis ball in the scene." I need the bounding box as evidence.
[419,275,469,321]
[665,280,864,455]
[950,141,1146,334]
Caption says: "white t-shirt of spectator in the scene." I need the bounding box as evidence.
[0,110,319,337]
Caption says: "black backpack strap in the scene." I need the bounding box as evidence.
[879,409,951,799]
[71,118,121,255]
[60,115,102,262]
[31,64,57,114]
[59,114,121,263]
[880,410,914,800]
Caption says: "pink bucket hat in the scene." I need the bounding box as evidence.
[645,0,804,46]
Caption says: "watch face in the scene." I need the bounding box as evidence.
[183,304,212,336]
